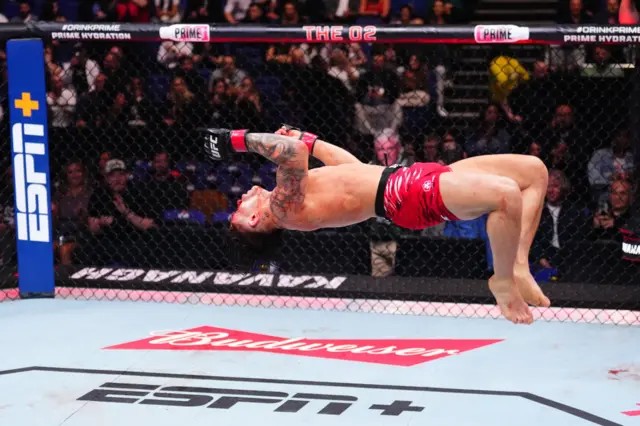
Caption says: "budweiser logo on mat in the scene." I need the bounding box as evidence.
[105,326,502,366]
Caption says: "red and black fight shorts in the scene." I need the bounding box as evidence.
[374,162,459,230]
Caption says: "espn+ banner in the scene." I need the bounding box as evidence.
[7,38,54,295]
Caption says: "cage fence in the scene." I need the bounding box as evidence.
[1,22,639,324]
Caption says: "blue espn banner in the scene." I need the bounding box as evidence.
[7,38,55,297]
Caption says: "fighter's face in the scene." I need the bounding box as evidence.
[231,186,267,232]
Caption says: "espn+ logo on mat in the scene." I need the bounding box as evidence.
[12,93,50,243]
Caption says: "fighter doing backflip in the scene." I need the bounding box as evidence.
[203,127,551,324]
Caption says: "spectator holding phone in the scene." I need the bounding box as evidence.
[592,179,634,240]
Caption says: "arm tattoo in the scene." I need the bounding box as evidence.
[271,167,307,221]
[244,134,308,221]
[245,133,302,166]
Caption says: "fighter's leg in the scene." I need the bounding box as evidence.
[448,154,550,307]
[439,172,532,324]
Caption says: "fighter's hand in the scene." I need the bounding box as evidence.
[201,128,250,162]
[276,125,302,139]
[277,124,319,155]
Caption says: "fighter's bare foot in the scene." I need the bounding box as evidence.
[489,276,533,324]
[514,264,551,307]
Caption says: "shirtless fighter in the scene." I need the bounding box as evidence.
[203,127,551,324]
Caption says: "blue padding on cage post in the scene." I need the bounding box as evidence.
[7,38,55,298]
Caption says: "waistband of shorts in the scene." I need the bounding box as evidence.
[375,166,400,218]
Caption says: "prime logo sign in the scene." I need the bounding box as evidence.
[105,326,502,366]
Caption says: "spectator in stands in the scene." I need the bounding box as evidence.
[40,1,65,21]
[259,0,280,20]
[392,4,415,24]
[84,159,155,265]
[588,127,635,204]
[102,52,128,99]
[11,1,37,22]
[234,76,264,128]
[560,0,593,23]
[550,0,590,71]
[528,141,543,158]
[266,43,295,65]
[155,0,181,22]
[193,43,225,70]
[509,59,554,134]
[597,0,621,23]
[328,48,360,93]
[76,73,109,128]
[62,46,101,95]
[125,77,155,126]
[368,129,413,277]
[184,0,223,23]
[358,53,399,101]
[208,78,234,127]
[96,152,112,189]
[163,76,198,126]
[52,161,92,264]
[114,0,153,23]
[208,56,247,93]
[78,0,108,20]
[44,45,64,80]
[427,0,452,24]
[279,1,300,23]
[136,150,189,223]
[592,179,634,240]
[441,132,466,164]
[0,167,15,266]
[348,43,368,71]
[396,56,430,108]
[355,83,403,148]
[107,92,132,128]
[582,45,625,78]
[531,169,590,269]
[321,0,358,21]
[420,134,441,163]
[464,104,512,157]
[224,0,252,23]
[46,73,76,128]
[539,104,580,158]
[243,2,270,22]
[173,56,206,96]
[359,0,390,20]
[158,39,194,70]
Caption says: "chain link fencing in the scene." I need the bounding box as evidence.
[0,28,639,322]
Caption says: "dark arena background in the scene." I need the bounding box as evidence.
[1,1,640,425]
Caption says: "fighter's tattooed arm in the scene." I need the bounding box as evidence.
[245,133,306,167]
[245,133,309,221]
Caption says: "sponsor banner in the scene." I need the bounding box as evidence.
[6,22,640,45]
[159,24,210,42]
[59,265,640,311]
[105,326,502,366]
[622,233,640,262]
[474,25,530,44]
[50,23,132,41]
[7,38,55,295]
[70,267,347,289]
